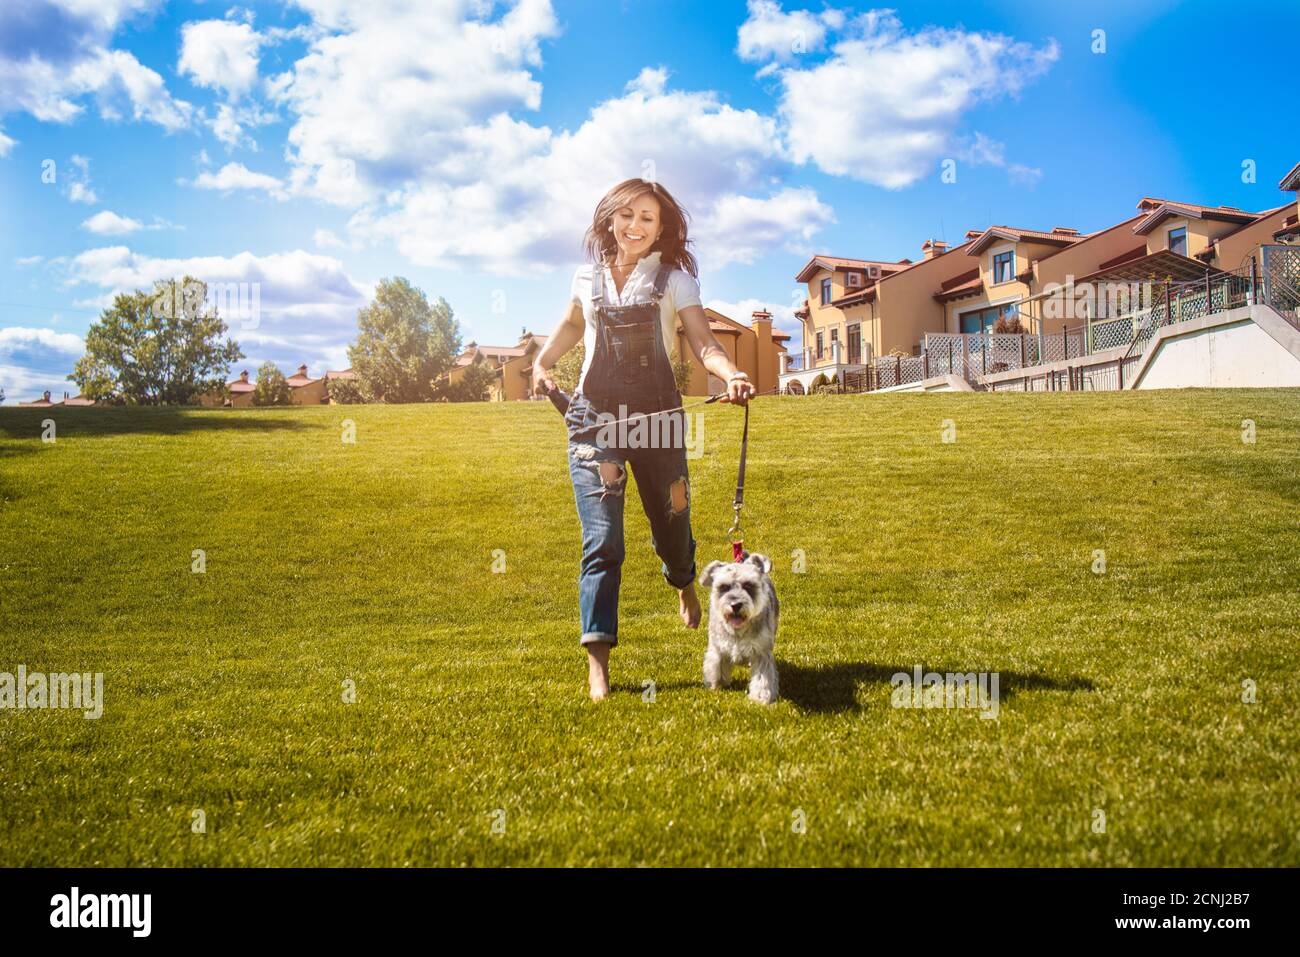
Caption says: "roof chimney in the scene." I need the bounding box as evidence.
[239,370,249,383]
[297,364,308,377]
[42,390,51,402]
[921,239,949,260]
[1051,227,1079,236]
[751,308,772,324]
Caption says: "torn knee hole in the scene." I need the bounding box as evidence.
[669,477,689,515]
[598,461,625,488]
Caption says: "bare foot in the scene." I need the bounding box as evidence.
[679,583,701,629]
[586,643,611,702]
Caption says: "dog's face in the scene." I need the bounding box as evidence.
[699,553,773,629]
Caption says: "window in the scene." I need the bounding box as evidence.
[992,250,1015,284]
[821,278,832,305]
[959,303,1019,334]
[816,332,824,359]
[1167,226,1187,256]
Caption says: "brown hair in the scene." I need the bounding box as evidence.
[582,178,698,279]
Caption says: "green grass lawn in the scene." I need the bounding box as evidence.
[1,389,1297,866]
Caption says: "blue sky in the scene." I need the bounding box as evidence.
[1,0,1297,401]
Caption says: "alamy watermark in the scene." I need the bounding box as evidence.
[891,665,1000,719]
[152,278,261,331]
[587,404,705,457]
[0,665,103,719]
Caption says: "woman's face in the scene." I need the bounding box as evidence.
[609,192,662,262]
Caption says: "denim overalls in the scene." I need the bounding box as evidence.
[564,260,696,648]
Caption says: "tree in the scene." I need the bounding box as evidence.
[438,358,498,402]
[67,277,243,404]
[347,277,460,403]
[252,362,291,406]
[549,340,584,393]
[672,355,693,393]
[326,377,365,404]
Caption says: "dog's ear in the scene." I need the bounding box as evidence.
[699,560,725,588]
[746,552,772,575]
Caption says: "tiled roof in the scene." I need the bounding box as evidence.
[324,368,357,380]
[795,255,910,282]
[1280,162,1300,191]
[1133,198,1260,235]
[934,275,984,303]
[967,226,1085,254]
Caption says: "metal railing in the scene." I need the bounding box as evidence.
[798,245,1300,394]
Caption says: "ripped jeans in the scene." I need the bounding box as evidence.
[565,391,697,648]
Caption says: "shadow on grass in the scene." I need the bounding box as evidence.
[615,661,1093,713]
[779,660,1095,714]
[0,406,313,442]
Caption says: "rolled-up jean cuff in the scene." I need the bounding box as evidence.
[664,563,697,590]
[580,631,618,649]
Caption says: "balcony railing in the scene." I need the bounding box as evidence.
[790,246,1300,394]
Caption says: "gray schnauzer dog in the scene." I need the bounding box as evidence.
[699,552,780,704]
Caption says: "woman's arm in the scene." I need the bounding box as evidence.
[530,300,585,395]
[678,303,756,403]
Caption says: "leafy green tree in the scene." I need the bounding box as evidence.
[67,277,243,404]
[252,362,291,406]
[326,378,365,404]
[549,340,584,393]
[347,277,460,403]
[438,358,498,402]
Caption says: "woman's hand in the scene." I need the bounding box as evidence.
[722,373,756,405]
[531,362,557,398]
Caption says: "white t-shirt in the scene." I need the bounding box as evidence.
[569,250,703,393]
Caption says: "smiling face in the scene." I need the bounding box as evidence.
[700,554,774,629]
[609,191,662,262]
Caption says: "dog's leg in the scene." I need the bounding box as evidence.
[747,654,778,704]
[703,645,732,690]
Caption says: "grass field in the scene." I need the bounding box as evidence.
[1,389,1297,866]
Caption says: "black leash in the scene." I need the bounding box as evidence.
[727,400,749,562]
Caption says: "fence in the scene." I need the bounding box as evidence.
[821,246,1299,395]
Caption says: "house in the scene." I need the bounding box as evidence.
[17,390,95,407]
[941,226,1086,334]
[201,369,256,407]
[286,364,328,405]
[674,306,789,396]
[446,330,549,401]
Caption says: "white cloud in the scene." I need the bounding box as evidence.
[0,2,192,138]
[16,255,44,266]
[339,61,824,275]
[65,154,98,203]
[0,127,14,156]
[81,209,144,234]
[313,228,344,248]
[744,4,1058,189]
[0,326,85,354]
[736,0,842,65]
[691,187,835,269]
[66,245,368,334]
[189,161,286,198]
[179,19,263,98]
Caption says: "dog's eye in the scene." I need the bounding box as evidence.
[742,583,756,596]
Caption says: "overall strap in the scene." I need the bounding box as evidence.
[590,262,605,305]
[651,264,672,298]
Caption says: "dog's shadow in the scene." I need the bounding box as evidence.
[612,661,1094,713]
[779,660,1095,714]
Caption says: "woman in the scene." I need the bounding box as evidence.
[531,178,756,702]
